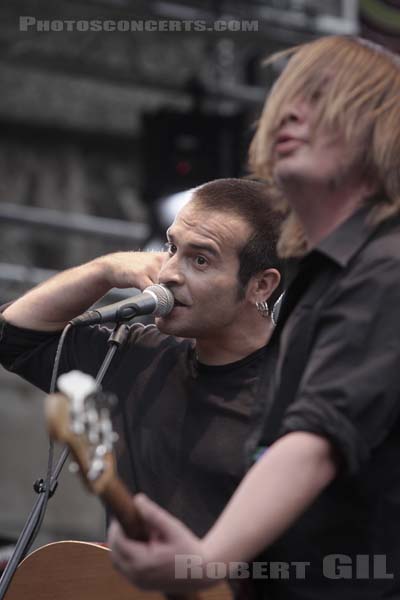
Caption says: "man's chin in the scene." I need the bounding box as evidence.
[155,315,191,338]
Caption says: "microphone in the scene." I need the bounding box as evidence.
[70,284,174,326]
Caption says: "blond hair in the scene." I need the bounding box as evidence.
[249,36,400,257]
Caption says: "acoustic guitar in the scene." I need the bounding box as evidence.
[4,540,228,600]
[4,371,231,600]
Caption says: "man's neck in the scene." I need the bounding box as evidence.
[283,179,371,250]
[195,320,275,366]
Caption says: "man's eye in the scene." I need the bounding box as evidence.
[165,242,177,254]
[195,256,208,266]
[310,81,328,103]
[311,89,322,102]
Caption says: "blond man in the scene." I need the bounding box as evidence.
[108,36,400,600]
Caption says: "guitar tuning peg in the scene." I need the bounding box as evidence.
[69,461,79,474]
[87,457,104,481]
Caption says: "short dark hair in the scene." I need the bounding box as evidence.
[192,178,285,306]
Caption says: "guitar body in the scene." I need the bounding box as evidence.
[4,540,160,600]
[4,541,231,600]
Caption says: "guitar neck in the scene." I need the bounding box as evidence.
[100,474,147,541]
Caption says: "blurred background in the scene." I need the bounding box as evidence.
[0,0,399,570]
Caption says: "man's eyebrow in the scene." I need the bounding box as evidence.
[187,242,219,257]
[166,231,219,257]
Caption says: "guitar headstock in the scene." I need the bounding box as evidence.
[45,371,118,496]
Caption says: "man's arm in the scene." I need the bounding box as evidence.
[3,252,165,331]
[107,431,337,592]
[203,431,336,563]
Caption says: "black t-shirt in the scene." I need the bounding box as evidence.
[0,319,272,537]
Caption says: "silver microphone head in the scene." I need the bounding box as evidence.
[143,284,174,317]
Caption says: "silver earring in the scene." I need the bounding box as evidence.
[256,300,269,318]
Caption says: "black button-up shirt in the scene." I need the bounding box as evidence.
[257,206,400,599]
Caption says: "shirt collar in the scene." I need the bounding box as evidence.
[314,204,373,268]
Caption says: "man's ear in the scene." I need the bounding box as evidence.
[245,268,281,304]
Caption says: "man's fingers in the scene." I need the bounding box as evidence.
[107,503,205,593]
[134,494,183,540]
[140,276,157,290]
[104,250,166,289]
[108,519,147,564]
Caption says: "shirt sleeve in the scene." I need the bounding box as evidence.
[278,251,400,476]
[0,314,111,392]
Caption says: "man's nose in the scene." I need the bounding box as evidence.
[158,255,184,286]
[279,101,307,128]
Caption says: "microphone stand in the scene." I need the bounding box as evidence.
[0,322,130,600]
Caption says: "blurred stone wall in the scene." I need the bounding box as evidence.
[0,132,147,276]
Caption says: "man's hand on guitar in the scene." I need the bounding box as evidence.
[107,494,212,593]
